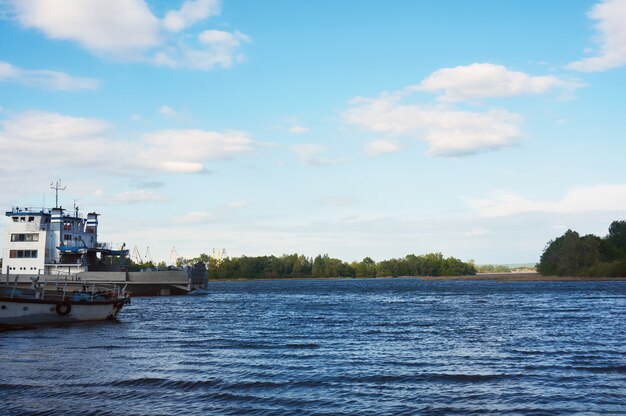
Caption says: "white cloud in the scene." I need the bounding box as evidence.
[464,227,491,236]
[11,0,161,59]
[152,51,179,68]
[415,63,581,102]
[365,139,400,156]
[173,201,247,224]
[0,111,114,172]
[162,0,221,33]
[108,190,166,204]
[139,129,255,173]
[465,185,626,217]
[343,63,585,157]
[342,63,582,156]
[319,197,356,207]
[159,161,207,174]
[0,111,256,178]
[152,29,250,70]
[173,211,217,224]
[291,144,337,166]
[0,60,99,91]
[158,105,179,118]
[188,30,250,69]
[0,62,22,79]
[288,125,310,135]
[568,0,626,72]
[0,112,121,208]
[344,95,523,157]
[226,201,249,209]
[130,180,164,189]
[8,0,249,71]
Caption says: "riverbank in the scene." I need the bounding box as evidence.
[421,272,626,282]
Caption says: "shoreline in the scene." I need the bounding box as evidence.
[421,272,626,282]
[208,273,626,283]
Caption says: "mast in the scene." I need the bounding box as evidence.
[50,179,66,208]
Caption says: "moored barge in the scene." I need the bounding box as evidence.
[2,202,207,296]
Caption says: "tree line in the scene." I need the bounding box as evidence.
[538,220,626,277]
[172,252,476,280]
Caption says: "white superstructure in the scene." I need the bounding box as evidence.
[2,206,122,276]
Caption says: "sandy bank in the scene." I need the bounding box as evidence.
[421,272,626,282]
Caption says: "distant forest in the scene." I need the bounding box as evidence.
[538,220,626,277]
[172,252,476,280]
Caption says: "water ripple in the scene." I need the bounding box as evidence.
[2,278,625,415]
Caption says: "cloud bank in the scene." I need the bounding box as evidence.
[415,63,580,102]
[0,61,99,91]
[8,0,248,70]
[344,63,578,157]
[0,111,256,177]
[568,0,626,72]
[466,185,626,217]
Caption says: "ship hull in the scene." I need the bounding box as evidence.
[0,297,125,325]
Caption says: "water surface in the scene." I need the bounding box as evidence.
[2,278,625,415]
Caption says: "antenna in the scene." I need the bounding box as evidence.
[50,179,66,208]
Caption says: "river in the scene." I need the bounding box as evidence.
[2,278,625,415]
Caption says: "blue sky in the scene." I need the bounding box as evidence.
[1,0,625,265]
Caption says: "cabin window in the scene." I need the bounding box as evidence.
[12,217,18,222]
[64,234,72,241]
[11,233,39,242]
[9,250,38,258]
[19,217,25,222]
[28,217,34,222]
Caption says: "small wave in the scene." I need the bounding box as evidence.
[210,340,280,350]
[430,373,509,383]
[334,373,509,384]
[83,345,126,350]
[577,365,626,374]
[285,343,320,349]
[110,377,221,390]
[0,382,38,392]
[228,379,329,391]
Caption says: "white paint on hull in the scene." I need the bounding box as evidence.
[0,300,123,325]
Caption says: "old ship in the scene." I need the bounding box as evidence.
[2,200,208,297]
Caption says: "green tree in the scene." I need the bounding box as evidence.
[355,257,377,277]
[312,255,326,278]
[539,230,602,276]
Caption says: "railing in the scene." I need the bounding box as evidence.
[9,207,51,215]
[3,271,130,302]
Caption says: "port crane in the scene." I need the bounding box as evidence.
[211,248,227,266]
[170,246,180,266]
